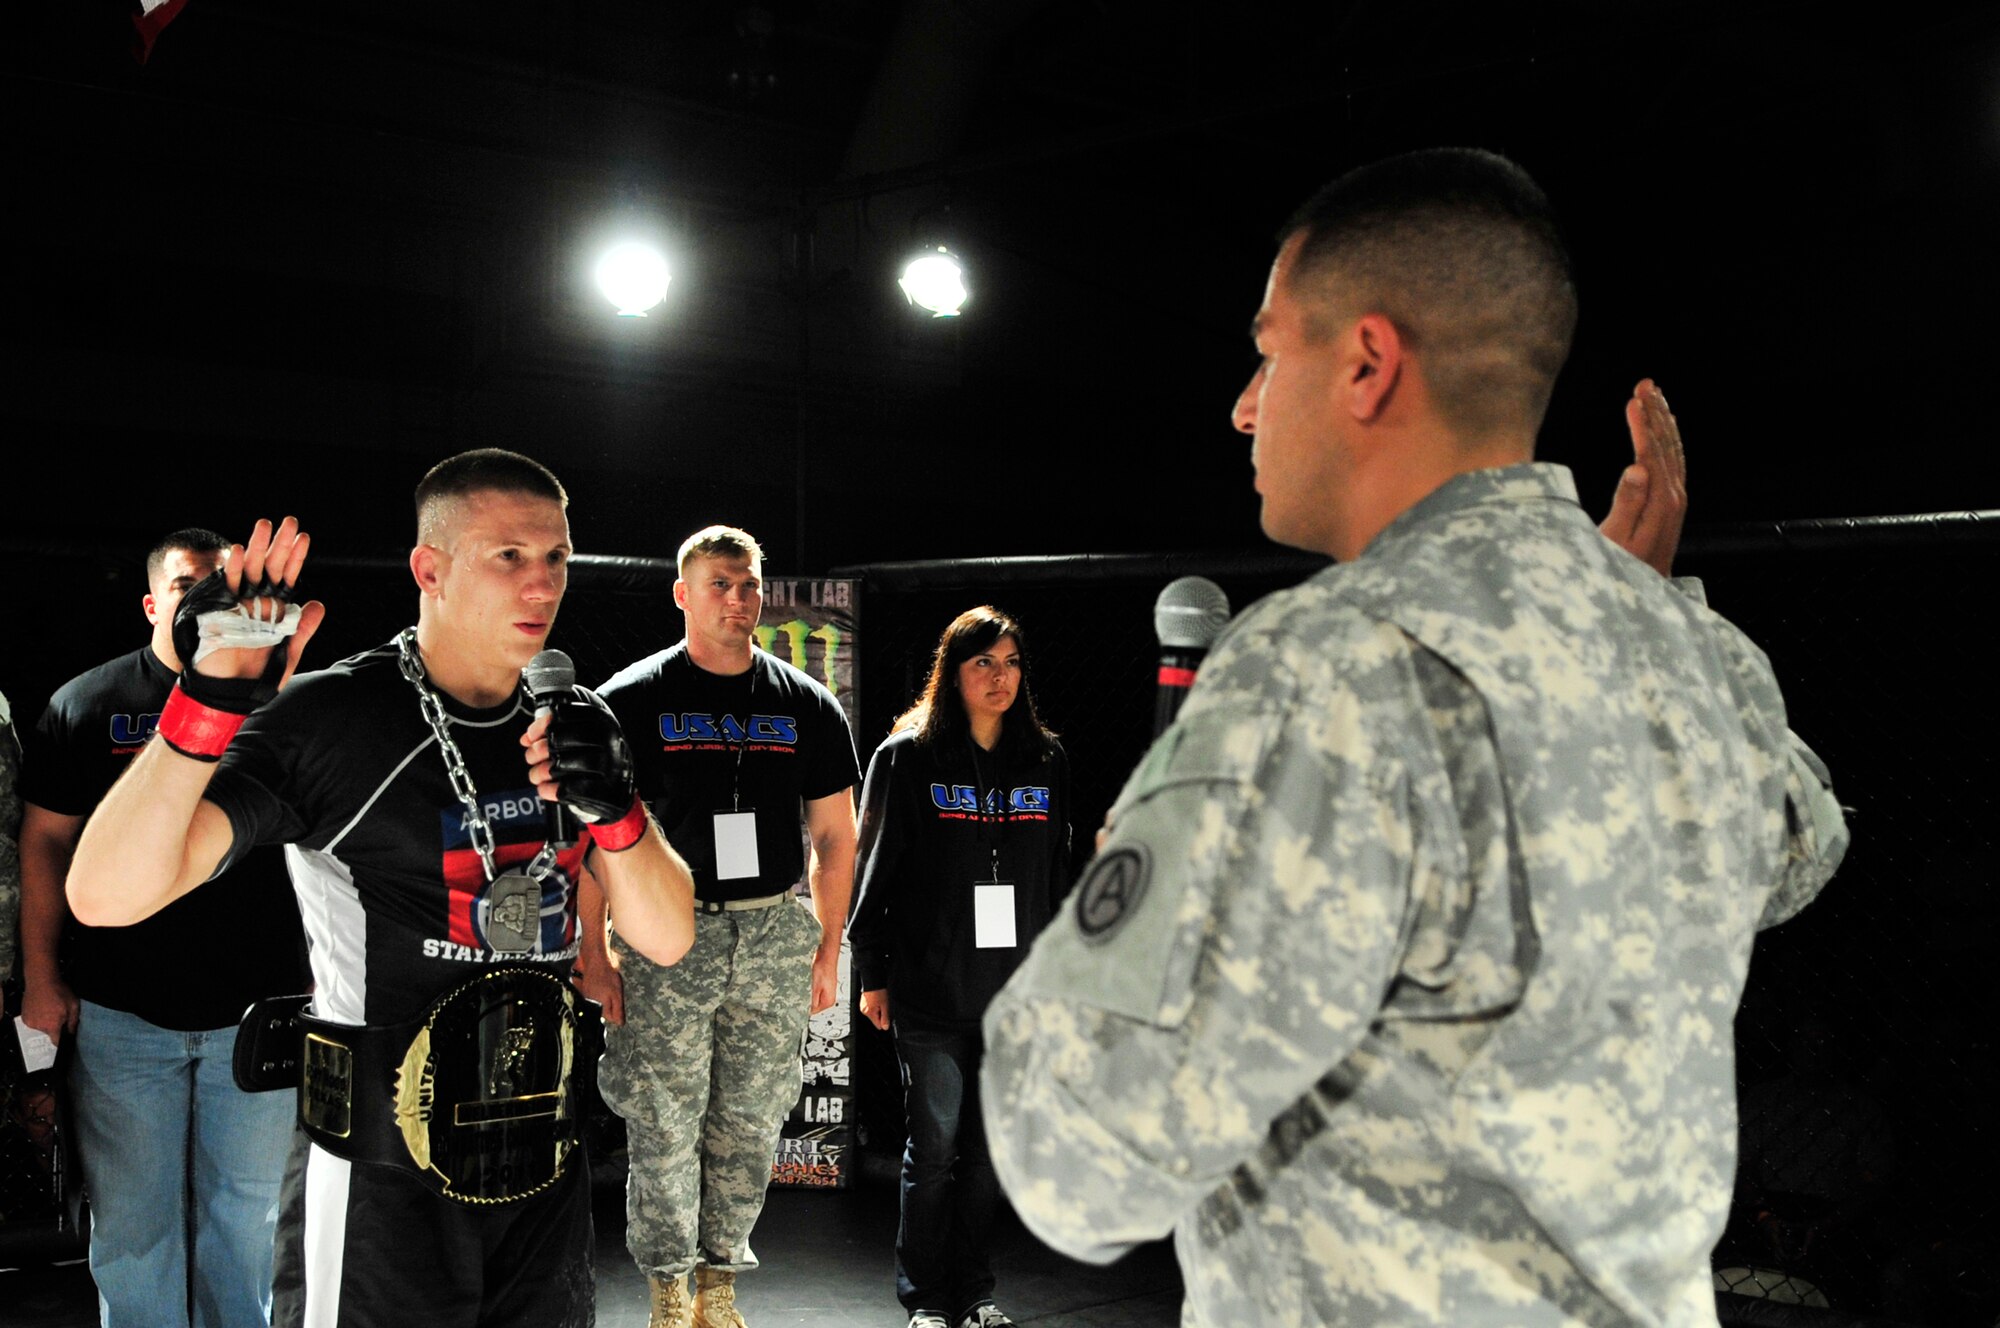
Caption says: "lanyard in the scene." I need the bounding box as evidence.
[967,738,1002,883]
[717,663,757,811]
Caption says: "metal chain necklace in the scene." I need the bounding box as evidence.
[397,628,559,954]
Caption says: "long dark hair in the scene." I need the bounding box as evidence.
[893,605,1058,761]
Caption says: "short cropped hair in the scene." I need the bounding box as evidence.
[676,525,764,578]
[414,449,568,547]
[145,527,229,586]
[1283,148,1578,441]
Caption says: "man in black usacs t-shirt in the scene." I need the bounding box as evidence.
[16,528,305,1327]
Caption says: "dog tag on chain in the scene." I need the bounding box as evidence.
[486,871,541,955]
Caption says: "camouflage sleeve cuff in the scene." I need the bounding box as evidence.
[980,997,1197,1263]
[1760,737,1851,930]
[1669,575,1708,607]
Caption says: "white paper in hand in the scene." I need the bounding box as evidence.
[14,1016,58,1073]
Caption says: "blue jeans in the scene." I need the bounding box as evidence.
[71,1001,296,1328]
[894,1018,999,1319]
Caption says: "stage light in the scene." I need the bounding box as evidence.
[596,242,672,317]
[899,247,967,318]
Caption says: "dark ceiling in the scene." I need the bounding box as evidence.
[11,0,1999,571]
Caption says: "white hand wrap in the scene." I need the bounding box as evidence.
[190,601,304,668]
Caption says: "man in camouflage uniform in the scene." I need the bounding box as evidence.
[981,148,1849,1327]
[578,525,859,1328]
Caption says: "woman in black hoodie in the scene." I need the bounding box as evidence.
[847,606,1071,1328]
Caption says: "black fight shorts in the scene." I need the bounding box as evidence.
[272,1131,594,1328]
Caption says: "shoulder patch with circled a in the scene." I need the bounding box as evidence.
[1075,845,1151,944]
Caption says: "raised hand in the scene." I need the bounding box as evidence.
[159,517,324,760]
[1598,379,1688,577]
[174,517,324,687]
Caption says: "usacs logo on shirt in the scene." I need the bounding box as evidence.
[929,784,1052,819]
[657,712,801,750]
[108,712,161,751]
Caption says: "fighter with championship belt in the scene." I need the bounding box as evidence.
[67,450,698,1328]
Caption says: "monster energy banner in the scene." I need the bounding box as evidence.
[756,577,858,1190]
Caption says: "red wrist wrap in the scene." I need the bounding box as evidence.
[587,797,647,853]
[158,685,246,761]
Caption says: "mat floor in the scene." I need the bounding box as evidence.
[0,1154,1184,1327]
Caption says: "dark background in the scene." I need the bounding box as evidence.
[8,0,1998,577]
[6,5,1999,1322]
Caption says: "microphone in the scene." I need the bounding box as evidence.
[1153,576,1230,737]
[522,649,580,848]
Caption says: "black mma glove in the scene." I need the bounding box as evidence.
[159,568,296,760]
[546,686,641,839]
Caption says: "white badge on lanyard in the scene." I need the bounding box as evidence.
[974,880,1017,948]
[713,810,760,880]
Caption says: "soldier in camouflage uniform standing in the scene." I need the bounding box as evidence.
[982,148,1850,1327]
[579,525,859,1328]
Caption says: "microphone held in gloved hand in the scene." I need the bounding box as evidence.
[523,649,580,848]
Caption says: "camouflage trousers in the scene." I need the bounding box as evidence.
[601,896,821,1277]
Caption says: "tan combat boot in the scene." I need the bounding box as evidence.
[693,1266,748,1328]
[648,1272,693,1328]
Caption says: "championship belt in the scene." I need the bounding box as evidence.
[297,966,579,1205]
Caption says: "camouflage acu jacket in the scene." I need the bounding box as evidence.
[982,463,1848,1328]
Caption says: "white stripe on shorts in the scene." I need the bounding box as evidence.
[301,1142,351,1328]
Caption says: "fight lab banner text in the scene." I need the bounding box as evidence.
[762,577,858,1190]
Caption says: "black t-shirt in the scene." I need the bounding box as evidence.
[847,728,1071,1028]
[19,646,306,1031]
[599,643,858,903]
[205,637,586,1027]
